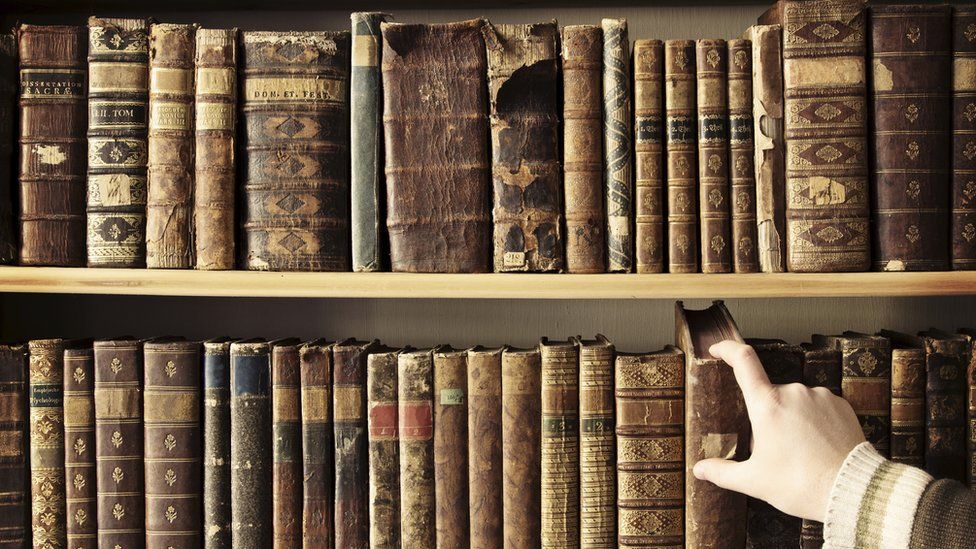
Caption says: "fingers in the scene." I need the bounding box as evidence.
[692,458,756,497]
[709,340,773,404]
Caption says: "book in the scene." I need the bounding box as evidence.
[665,40,698,273]
[398,348,435,549]
[887,337,926,466]
[800,343,842,549]
[0,35,15,265]
[578,335,616,548]
[728,39,759,273]
[18,26,87,266]
[350,12,391,273]
[93,338,144,549]
[0,344,27,547]
[697,39,732,274]
[870,5,951,271]
[540,338,579,548]
[147,23,196,269]
[502,347,542,547]
[366,347,399,549]
[86,17,149,268]
[433,348,469,547]
[29,339,68,549]
[466,347,504,547]
[614,347,684,548]
[382,20,491,273]
[203,338,233,549]
[240,31,351,272]
[603,18,632,273]
[952,5,976,270]
[271,339,302,548]
[193,28,237,271]
[562,25,605,274]
[760,0,871,272]
[144,338,201,549]
[958,328,976,485]
[633,39,665,274]
[299,340,334,547]
[919,330,969,481]
[675,301,748,548]
[485,22,564,273]
[63,344,96,549]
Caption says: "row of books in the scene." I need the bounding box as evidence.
[1,302,973,548]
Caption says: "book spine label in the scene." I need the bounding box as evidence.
[0,35,16,264]
[271,343,302,549]
[466,348,504,548]
[540,342,579,548]
[839,339,892,456]
[398,350,435,549]
[64,347,96,549]
[602,18,632,273]
[891,348,925,466]
[229,342,271,549]
[366,351,399,548]
[29,339,67,549]
[0,345,27,547]
[433,351,468,547]
[665,40,698,273]
[203,341,231,549]
[580,341,615,548]
[728,39,759,273]
[333,343,370,548]
[953,6,976,270]
[502,349,542,547]
[924,338,969,481]
[562,25,606,274]
[751,25,786,273]
[300,342,333,547]
[633,40,665,274]
[697,39,732,274]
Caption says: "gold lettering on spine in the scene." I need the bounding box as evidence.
[149,67,193,95]
[195,103,234,131]
[244,77,346,103]
[89,62,148,93]
[150,101,192,131]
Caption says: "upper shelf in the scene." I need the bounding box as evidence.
[0,267,973,299]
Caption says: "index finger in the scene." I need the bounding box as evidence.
[708,340,773,403]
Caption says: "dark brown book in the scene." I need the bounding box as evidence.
[615,347,684,548]
[203,338,233,549]
[433,348,468,547]
[665,40,698,273]
[0,35,16,265]
[240,31,350,272]
[366,347,399,549]
[952,6,976,270]
[18,26,87,266]
[919,330,968,481]
[675,301,748,548]
[603,18,633,273]
[870,5,951,271]
[540,339,579,547]
[501,347,541,548]
[271,339,302,549]
[562,25,605,274]
[29,339,67,549]
[64,344,96,549]
[697,39,732,273]
[398,348,435,549]
[0,344,27,548]
[578,335,616,547]
[888,340,926,467]
[300,340,333,547]
[958,328,976,485]
[485,22,563,273]
[382,19,491,273]
[466,347,504,548]
[728,39,759,273]
[634,39,665,274]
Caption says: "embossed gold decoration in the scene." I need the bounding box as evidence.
[112,466,124,484]
[964,223,976,242]
[164,433,176,451]
[111,430,123,448]
[74,508,87,526]
[906,25,921,43]
[967,23,976,42]
[857,352,878,374]
[966,103,976,123]
[73,473,85,491]
[165,505,177,523]
[73,367,85,383]
[110,357,122,374]
[112,502,125,520]
[705,48,720,68]
[706,153,722,174]
[73,437,86,456]
[707,188,723,208]
[675,234,690,254]
[904,103,919,123]
[906,141,920,161]
[710,235,725,254]
[164,360,176,377]
[906,180,921,201]
[966,142,976,161]
[906,225,920,243]
[164,468,177,487]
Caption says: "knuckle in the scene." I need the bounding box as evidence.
[731,346,758,365]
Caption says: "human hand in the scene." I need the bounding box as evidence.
[692,340,866,522]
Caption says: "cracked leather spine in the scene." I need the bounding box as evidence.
[0,343,28,547]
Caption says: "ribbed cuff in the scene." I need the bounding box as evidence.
[823,442,933,549]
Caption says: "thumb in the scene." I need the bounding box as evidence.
[692,458,755,497]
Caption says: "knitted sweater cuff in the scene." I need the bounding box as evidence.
[823,442,933,549]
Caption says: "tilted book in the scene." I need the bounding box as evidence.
[578,335,616,548]
[64,344,96,549]
[433,348,469,547]
[800,343,841,549]
[728,39,759,273]
[0,344,27,547]
[696,39,733,273]
[367,347,400,549]
[271,339,302,548]
[0,35,16,265]
[919,330,969,481]
[633,39,665,273]
[502,347,542,547]
[884,335,925,467]
[540,338,580,548]
[29,339,68,549]
[299,340,334,547]
[957,328,976,485]
[466,347,504,547]
[398,348,436,549]
[664,40,698,273]
[952,6,976,270]
[602,18,633,273]
[203,338,233,549]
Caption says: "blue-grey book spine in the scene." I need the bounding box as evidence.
[204,339,232,549]
[229,340,271,549]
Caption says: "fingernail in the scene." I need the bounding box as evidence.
[693,461,706,480]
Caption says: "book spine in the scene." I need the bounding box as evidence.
[193,28,236,270]
[0,345,27,547]
[562,25,605,274]
[333,342,370,548]
[501,348,542,548]
[271,343,302,549]
[800,346,841,549]
[0,35,15,264]
[952,6,976,270]
[890,347,925,466]
[466,348,503,548]
[350,12,389,272]
[63,346,96,549]
[300,342,333,547]
[580,341,615,548]
[665,40,698,273]
[94,340,144,549]
[728,39,759,273]
[398,350,435,549]
[633,40,665,274]
[29,340,67,549]
[18,26,87,266]
[86,18,149,268]
[540,342,579,548]
[433,350,468,547]
[696,39,732,274]
[969,338,976,486]
[839,338,892,456]
[924,338,969,481]
[366,351,399,549]
[147,23,195,269]
[203,341,231,549]
[602,18,632,273]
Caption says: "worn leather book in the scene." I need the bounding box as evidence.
[562,25,605,274]
[602,18,632,273]
[144,338,201,549]
[747,24,786,273]
[501,347,541,548]
[64,344,96,549]
[614,347,684,548]
[29,339,68,549]
[959,329,976,485]
[94,338,144,549]
[194,28,237,270]
[351,12,390,272]
[871,5,951,271]
[696,39,732,273]
[800,343,842,549]
[229,339,272,549]
[86,18,149,268]
[633,39,665,274]
[918,330,969,481]
[18,25,87,266]
[466,346,503,548]
[885,337,926,466]
[578,335,616,548]
[953,6,976,270]
[203,338,233,549]
[728,39,759,273]
[0,35,15,265]
[366,347,399,549]
[0,344,27,548]
[241,31,350,272]
[675,301,748,548]
[382,19,491,273]
[540,338,579,548]
[397,349,435,549]
[665,40,698,273]
[485,22,563,273]
[147,23,196,269]
[271,339,302,549]
[299,340,333,547]
[760,0,870,272]
[433,348,468,547]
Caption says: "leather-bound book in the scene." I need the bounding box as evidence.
[485,22,563,273]
[540,338,579,548]
[18,26,87,266]
[562,25,605,274]
[270,339,302,548]
[696,39,732,274]
[728,39,759,273]
[871,5,951,271]
[433,348,468,547]
[959,328,976,485]
[241,31,350,272]
[366,347,399,548]
[760,0,870,272]
[203,338,233,549]
[633,39,665,274]
[0,344,27,547]
[614,347,684,548]
[64,344,96,549]
[577,335,616,548]
[147,23,196,269]
[229,339,272,549]
[382,19,491,273]
[351,12,391,273]
[602,18,632,273]
[300,340,333,547]
[501,347,541,548]
[886,338,925,466]
[86,18,149,268]
[799,343,841,549]
[747,24,786,273]
[675,301,748,548]
[93,338,144,549]
[0,35,15,265]
[194,28,237,270]
[952,6,976,270]
[665,40,698,273]
[29,339,68,549]
[398,348,435,549]
[466,347,503,548]
[918,330,968,481]
[145,338,202,549]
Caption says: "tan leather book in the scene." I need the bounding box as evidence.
[0,35,16,265]
[64,344,96,549]
[728,39,759,273]
[501,347,541,548]
[398,348,435,549]
[957,328,976,485]
[0,344,28,548]
[633,39,665,274]
[577,335,615,548]
[466,347,504,548]
[203,338,233,549]
[271,339,302,549]
[299,340,333,548]
[366,347,400,549]
[603,18,633,273]
[887,339,925,467]
[665,40,698,273]
[433,348,468,547]
[952,6,976,270]
[29,339,68,549]
[696,39,732,274]
[540,338,579,548]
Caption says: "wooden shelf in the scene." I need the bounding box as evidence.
[0,267,972,299]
